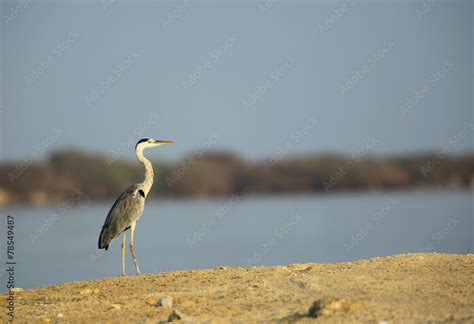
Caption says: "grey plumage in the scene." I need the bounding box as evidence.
[97,137,174,275]
[98,185,145,250]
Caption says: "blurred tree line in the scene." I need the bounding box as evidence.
[0,149,473,205]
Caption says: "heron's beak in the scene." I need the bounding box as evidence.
[155,140,174,145]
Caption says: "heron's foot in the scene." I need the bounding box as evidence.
[121,272,126,276]
[135,268,141,275]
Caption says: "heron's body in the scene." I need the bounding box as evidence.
[98,138,173,275]
[98,184,145,250]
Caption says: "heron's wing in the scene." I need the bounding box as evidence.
[98,185,145,249]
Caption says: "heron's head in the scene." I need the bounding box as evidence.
[135,138,174,150]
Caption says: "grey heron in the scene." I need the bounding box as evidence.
[98,138,174,275]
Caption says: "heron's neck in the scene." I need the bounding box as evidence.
[136,148,154,196]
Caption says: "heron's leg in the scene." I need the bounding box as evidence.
[121,231,126,276]
[129,222,141,275]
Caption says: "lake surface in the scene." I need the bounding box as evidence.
[1,190,472,290]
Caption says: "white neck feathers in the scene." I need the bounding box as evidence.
[136,146,154,197]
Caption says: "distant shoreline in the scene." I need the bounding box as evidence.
[1,149,473,206]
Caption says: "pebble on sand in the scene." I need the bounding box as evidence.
[158,296,173,307]
[147,295,173,307]
[308,297,365,317]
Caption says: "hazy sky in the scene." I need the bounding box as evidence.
[1,0,472,162]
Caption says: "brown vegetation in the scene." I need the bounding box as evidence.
[0,150,473,205]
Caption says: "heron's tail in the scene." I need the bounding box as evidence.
[98,225,111,250]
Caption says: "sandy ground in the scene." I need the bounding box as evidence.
[2,253,473,323]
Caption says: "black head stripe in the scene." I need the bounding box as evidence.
[138,189,145,198]
[135,138,150,149]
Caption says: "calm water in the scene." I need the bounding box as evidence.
[1,190,472,290]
